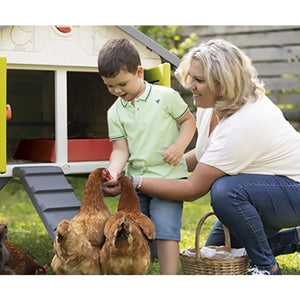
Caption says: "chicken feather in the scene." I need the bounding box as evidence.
[51,168,111,275]
[0,224,15,275]
[4,240,48,275]
[1,221,47,275]
[100,176,156,275]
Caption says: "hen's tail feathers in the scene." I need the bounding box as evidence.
[114,217,130,248]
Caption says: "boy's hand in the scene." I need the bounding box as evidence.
[162,144,183,166]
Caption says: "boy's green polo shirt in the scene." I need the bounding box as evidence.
[107,81,189,179]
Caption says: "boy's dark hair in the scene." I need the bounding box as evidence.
[98,38,141,77]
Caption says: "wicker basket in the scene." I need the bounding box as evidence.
[180,212,250,275]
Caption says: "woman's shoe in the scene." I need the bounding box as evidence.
[248,264,282,275]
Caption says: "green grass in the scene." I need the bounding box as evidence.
[0,176,300,275]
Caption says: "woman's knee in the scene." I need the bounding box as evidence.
[210,175,237,211]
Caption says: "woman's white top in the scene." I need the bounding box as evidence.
[198,95,300,183]
[195,107,213,161]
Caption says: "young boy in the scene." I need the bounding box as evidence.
[98,38,196,274]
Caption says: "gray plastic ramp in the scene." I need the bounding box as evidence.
[13,166,81,241]
[0,178,10,190]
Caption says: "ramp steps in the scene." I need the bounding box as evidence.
[13,166,81,241]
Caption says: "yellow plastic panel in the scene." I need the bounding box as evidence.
[0,57,7,173]
[144,63,171,87]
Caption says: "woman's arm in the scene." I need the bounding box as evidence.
[184,149,198,172]
[138,162,226,201]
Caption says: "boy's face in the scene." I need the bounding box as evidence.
[101,66,145,102]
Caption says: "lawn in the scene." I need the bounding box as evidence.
[0,175,300,275]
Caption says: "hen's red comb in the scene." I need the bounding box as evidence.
[43,264,49,274]
[102,169,113,181]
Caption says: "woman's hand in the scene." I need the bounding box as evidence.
[102,179,121,197]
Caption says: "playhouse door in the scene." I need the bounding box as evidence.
[0,57,6,173]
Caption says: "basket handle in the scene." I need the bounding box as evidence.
[195,212,231,259]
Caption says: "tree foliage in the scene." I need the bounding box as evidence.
[135,26,199,58]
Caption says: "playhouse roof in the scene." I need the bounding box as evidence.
[0,25,180,68]
[117,26,180,67]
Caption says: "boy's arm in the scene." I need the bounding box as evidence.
[162,110,196,166]
[107,138,129,178]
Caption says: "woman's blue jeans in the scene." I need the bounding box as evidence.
[205,174,300,271]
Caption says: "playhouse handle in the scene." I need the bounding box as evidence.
[6,104,12,120]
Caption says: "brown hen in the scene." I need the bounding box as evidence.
[100,175,156,275]
[5,240,48,275]
[51,168,111,275]
[0,224,14,275]
[1,221,47,275]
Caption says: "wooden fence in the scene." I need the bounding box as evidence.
[177,26,300,129]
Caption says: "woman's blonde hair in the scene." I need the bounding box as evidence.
[175,39,265,119]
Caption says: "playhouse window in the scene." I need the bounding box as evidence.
[67,71,115,139]
[7,70,55,160]
[8,70,115,163]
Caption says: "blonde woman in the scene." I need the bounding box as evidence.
[104,39,300,275]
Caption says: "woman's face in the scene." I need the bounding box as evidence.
[186,58,217,108]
